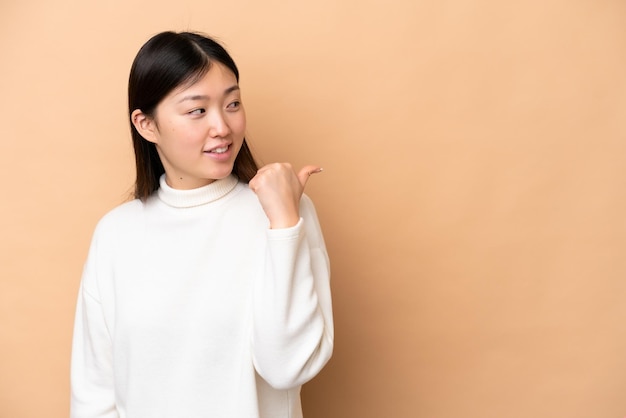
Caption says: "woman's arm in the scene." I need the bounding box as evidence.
[251,193,334,390]
[70,234,118,418]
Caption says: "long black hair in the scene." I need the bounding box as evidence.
[128,31,258,200]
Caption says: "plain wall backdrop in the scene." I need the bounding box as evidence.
[1,0,625,417]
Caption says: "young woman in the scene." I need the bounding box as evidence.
[70,31,333,418]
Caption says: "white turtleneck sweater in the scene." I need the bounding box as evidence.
[70,175,333,418]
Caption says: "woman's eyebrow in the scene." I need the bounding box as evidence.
[178,85,240,103]
[224,85,240,95]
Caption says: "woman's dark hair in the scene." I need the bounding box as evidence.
[128,31,258,200]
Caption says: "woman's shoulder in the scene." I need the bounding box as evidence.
[91,198,145,239]
[102,198,144,221]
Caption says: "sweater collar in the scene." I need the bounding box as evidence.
[157,174,239,208]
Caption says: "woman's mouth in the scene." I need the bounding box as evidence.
[204,144,232,161]
[209,146,229,154]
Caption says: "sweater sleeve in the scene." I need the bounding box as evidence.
[251,194,334,390]
[70,230,118,418]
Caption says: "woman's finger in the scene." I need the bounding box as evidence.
[297,165,323,188]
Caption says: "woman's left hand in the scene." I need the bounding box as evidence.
[249,163,322,229]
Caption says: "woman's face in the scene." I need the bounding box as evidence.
[136,62,246,190]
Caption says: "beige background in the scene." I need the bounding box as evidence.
[1,0,625,417]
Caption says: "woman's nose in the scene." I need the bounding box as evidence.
[208,110,230,138]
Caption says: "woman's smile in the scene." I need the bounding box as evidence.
[203,143,233,161]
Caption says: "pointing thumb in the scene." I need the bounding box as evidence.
[297,165,323,188]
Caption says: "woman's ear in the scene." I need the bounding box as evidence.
[131,109,158,144]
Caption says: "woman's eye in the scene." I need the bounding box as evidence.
[227,101,241,109]
[189,108,205,115]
